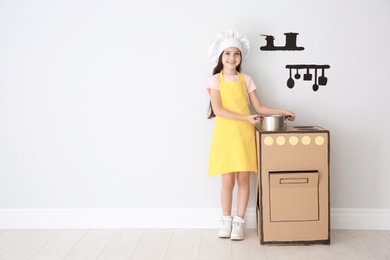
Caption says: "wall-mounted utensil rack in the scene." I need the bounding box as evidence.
[285,64,330,92]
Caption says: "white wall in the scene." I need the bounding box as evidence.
[1,0,390,227]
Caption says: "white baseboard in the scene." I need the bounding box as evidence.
[0,208,389,230]
[0,208,241,229]
[330,208,390,230]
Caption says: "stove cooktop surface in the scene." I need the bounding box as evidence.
[257,125,328,133]
[293,126,322,131]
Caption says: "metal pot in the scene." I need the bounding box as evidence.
[260,115,288,131]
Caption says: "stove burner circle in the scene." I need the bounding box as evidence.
[276,136,286,145]
[315,136,325,145]
[264,136,274,146]
[302,136,311,145]
[289,136,299,145]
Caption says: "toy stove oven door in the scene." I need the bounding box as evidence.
[269,170,319,222]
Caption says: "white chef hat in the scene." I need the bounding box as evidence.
[207,29,250,64]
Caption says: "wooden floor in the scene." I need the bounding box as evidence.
[0,229,389,260]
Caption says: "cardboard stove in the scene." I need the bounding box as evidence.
[255,126,330,245]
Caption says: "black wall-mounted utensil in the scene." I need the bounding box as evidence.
[303,68,312,81]
[318,68,328,86]
[287,68,295,88]
[313,69,319,91]
[294,69,301,79]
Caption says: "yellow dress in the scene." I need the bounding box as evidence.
[208,72,258,176]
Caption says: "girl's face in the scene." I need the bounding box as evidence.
[222,47,241,71]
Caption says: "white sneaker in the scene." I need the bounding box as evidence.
[231,216,245,241]
[218,215,233,238]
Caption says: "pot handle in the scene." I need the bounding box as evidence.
[257,115,264,130]
[284,115,291,128]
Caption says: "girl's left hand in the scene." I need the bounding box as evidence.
[284,111,296,121]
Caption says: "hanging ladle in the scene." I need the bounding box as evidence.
[287,68,294,88]
[312,68,319,91]
[294,69,301,79]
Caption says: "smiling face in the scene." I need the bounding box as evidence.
[221,47,242,74]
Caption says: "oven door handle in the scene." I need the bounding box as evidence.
[280,178,309,184]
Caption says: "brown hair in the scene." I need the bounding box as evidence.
[207,52,242,119]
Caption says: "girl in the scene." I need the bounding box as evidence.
[207,29,295,241]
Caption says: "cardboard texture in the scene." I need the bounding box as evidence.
[255,126,330,245]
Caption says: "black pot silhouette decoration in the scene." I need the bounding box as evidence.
[286,65,330,92]
[260,32,304,51]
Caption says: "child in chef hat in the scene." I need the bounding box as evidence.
[207,29,295,241]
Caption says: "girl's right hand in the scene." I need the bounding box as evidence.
[247,115,261,125]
